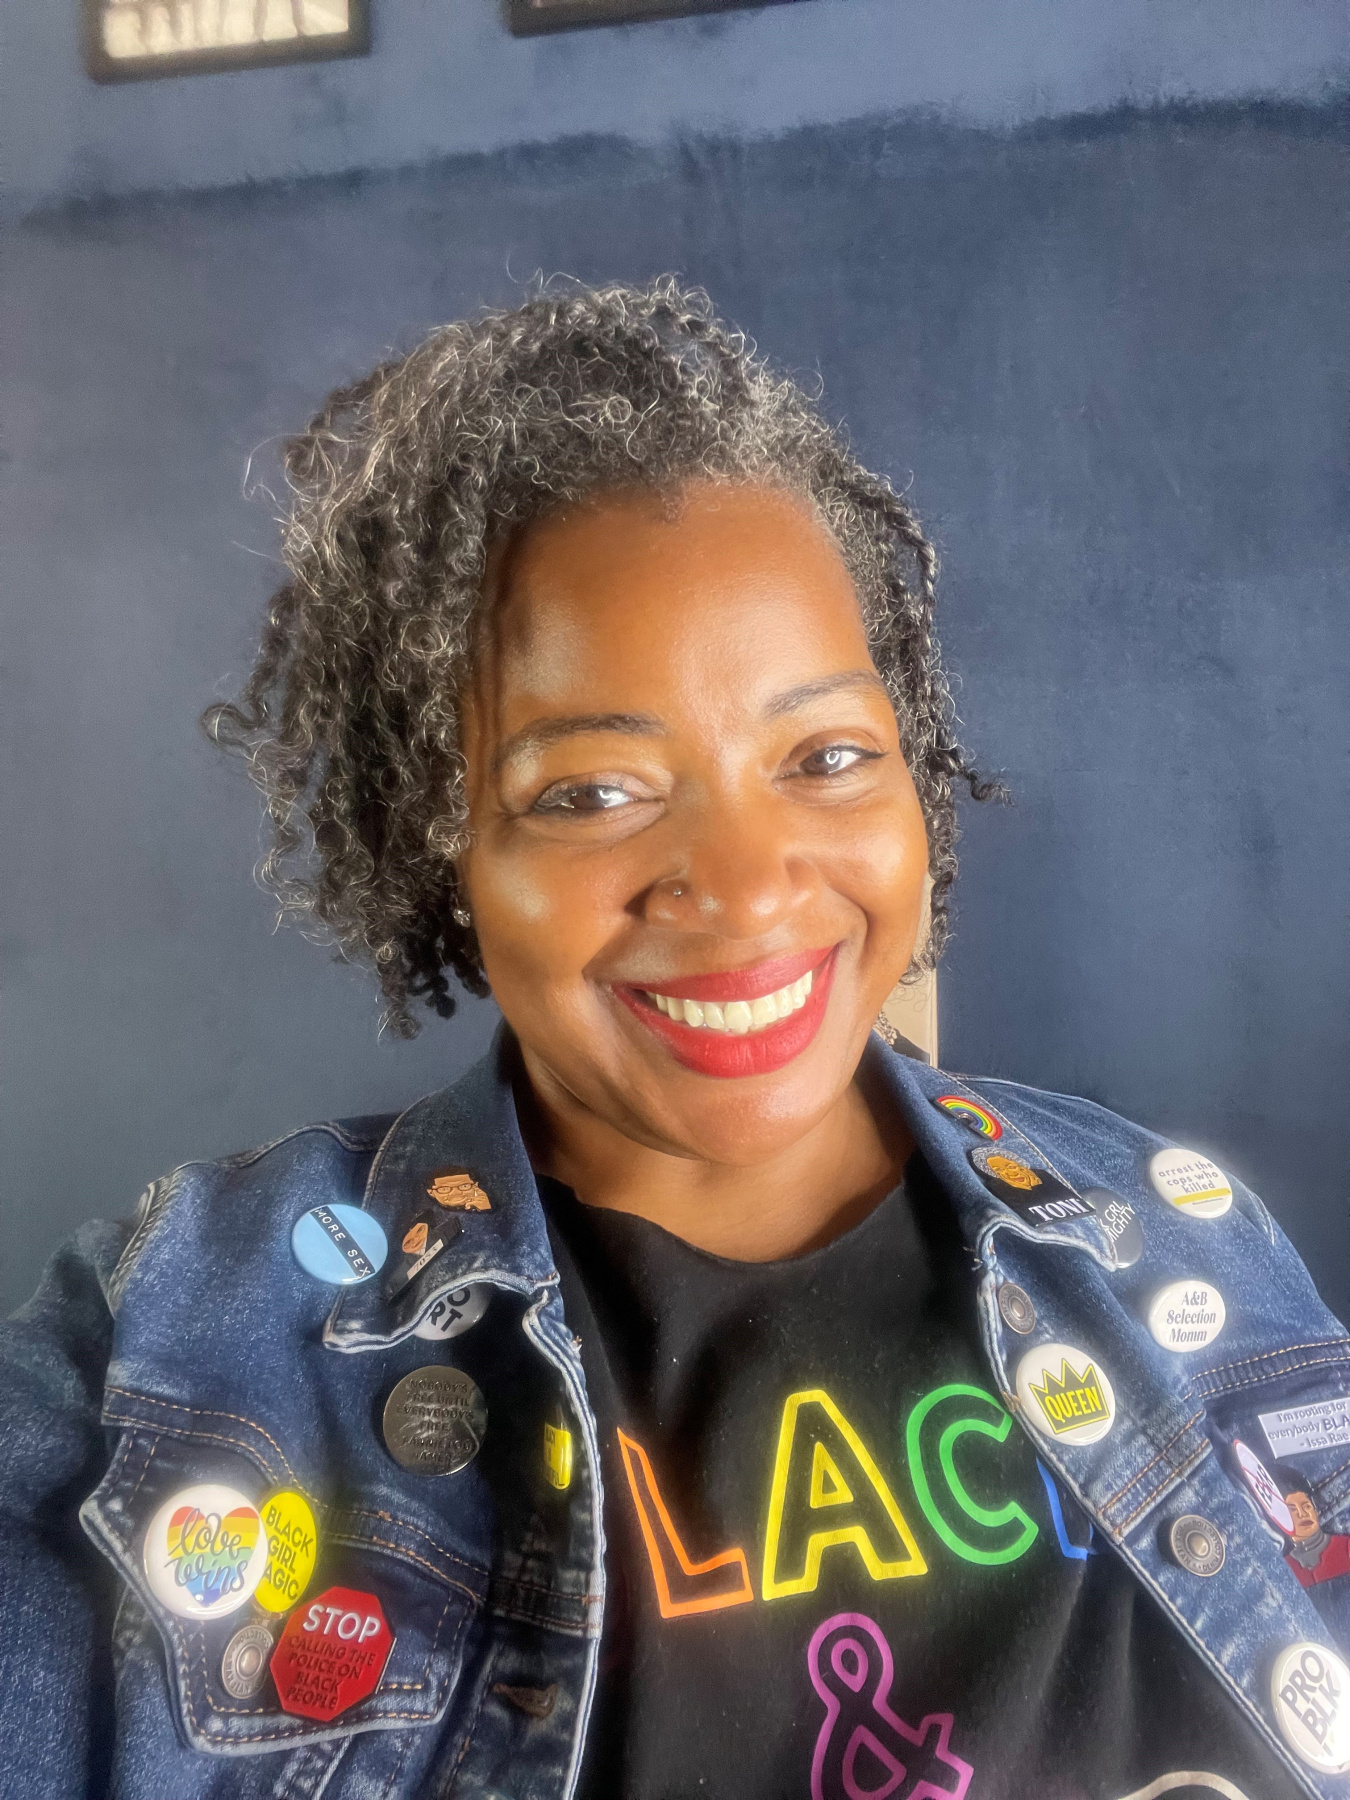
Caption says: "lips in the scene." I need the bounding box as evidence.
[613,946,839,1079]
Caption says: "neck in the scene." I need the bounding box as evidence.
[515,1051,913,1262]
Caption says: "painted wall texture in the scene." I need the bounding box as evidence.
[3,77,1347,1312]
[5,0,1345,212]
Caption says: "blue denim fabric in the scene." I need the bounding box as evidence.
[2,1027,1348,1798]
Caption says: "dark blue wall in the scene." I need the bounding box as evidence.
[4,103,1347,1314]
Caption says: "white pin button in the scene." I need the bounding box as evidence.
[1234,1439,1295,1535]
[413,1283,490,1342]
[1271,1641,1350,1772]
[1146,1280,1226,1352]
[1148,1147,1232,1219]
[1015,1340,1117,1446]
[142,1483,266,1621]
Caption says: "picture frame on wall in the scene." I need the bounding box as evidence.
[84,0,370,82]
[508,0,807,35]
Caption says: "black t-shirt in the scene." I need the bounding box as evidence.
[541,1157,1300,1800]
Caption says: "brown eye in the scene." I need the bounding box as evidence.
[798,745,879,777]
[533,781,636,815]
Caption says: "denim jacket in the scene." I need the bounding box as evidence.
[4,1028,1350,1800]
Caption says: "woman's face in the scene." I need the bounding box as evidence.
[460,481,929,1167]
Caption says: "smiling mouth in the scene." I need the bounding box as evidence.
[612,946,839,1078]
[641,968,814,1035]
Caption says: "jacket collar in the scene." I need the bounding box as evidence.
[325,1026,556,1352]
[326,1027,1113,1353]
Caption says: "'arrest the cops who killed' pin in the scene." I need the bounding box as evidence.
[1147,1280,1226,1352]
[291,1203,389,1286]
[382,1366,488,1475]
[1148,1147,1233,1220]
[414,1283,490,1342]
[142,1483,267,1620]
[1016,1342,1117,1447]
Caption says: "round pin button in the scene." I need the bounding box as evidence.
[1147,1280,1226,1352]
[254,1489,319,1615]
[414,1284,490,1342]
[221,1621,275,1699]
[1086,1191,1144,1268]
[1148,1147,1232,1220]
[1271,1641,1350,1771]
[1015,1341,1117,1446]
[291,1203,388,1286]
[382,1365,488,1475]
[1234,1439,1295,1534]
[270,1586,395,1722]
[142,1483,266,1620]
[997,1282,1036,1334]
[1168,1514,1225,1577]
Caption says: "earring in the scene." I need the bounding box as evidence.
[452,902,472,928]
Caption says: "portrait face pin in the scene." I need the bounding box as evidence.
[1148,1147,1232,1219]
[426,1168,492,1211]
[383,1208,459,1301]
[142,1483,266,1620]
[969,1146,1095,1228]
[1015,1342,1116,1446]
[290,1203,389,1286]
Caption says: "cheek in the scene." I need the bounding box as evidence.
[469,848,631,990]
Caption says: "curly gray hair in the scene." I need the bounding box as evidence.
[206,278,998,1036]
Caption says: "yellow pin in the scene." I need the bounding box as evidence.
[253,1490,319,1615]
[544,1421,574,1491]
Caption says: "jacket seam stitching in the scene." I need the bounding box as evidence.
[1100,1412,1206,1513]
[1114,1440,1212,1533]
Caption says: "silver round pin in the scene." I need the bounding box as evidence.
[221,1620,275,1698]
[997,1281,1037,1335]
[1169,1513,1225,1577]
[383,1365,488,1475]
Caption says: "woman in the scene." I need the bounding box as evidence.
[4,280,1348,1799]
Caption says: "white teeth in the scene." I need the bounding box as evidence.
[643,967,814,1034]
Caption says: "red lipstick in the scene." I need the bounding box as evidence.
[613,946,839,1079]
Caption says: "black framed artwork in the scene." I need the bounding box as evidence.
[84,0,370,82]
[507,0,808,34]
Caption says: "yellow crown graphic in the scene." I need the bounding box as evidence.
[1029,1358,1109,1434]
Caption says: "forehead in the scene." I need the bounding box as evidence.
[483,481,871,710]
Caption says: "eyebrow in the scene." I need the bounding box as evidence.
[492,712,665,772]
[762,671,890,718]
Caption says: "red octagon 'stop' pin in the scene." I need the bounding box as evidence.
[269,1586,394,1721]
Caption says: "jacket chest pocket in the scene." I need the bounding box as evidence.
[82,1423,485,1785]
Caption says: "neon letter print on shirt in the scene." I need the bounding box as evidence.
[807,1612,974,1800]
[904,1384,1038,1566]
[616,1429,754,1618]
[763,1390,927,1600]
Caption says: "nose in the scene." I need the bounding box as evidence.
[641,794,815,938]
